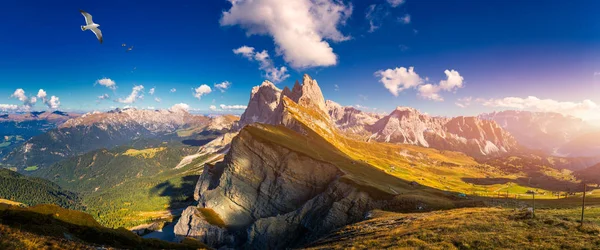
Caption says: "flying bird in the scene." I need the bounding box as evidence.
[122,43,126,47]
[79,10,103,44]
[126,46,134,52]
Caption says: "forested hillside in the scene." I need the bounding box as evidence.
[0,168,83,210]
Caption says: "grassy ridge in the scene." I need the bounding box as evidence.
[307,207,600,249]
[277,97,579,200]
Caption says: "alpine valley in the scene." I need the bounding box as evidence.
[2,74,600,249]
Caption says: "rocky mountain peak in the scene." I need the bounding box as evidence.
[280,74,328,115]
[238,80,282,128]
[238,74,329,129]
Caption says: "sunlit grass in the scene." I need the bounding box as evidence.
[307,207,600,249]
[123,147,166,159]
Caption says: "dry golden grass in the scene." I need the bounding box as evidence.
[122,147,166,158]
[0,223,97,250]
[307,207,600,249]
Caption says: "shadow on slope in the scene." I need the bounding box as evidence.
[149,175,201,211]
[0,204,207,249]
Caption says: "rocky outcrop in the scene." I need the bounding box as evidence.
[207,115,239,131]
[174,206,232,246]
[237,74,330,130]
[326,100,383,135]
[246,180,375,249]
[236,80,281,128]
[175,125,385,248]
[283,74,328,115]
[365,107,518,158]
[368,106,447,147]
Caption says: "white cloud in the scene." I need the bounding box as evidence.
[37,89,47,99]
[366,4,388,33]
[154,97,161,103]
[0,104,18,111]
[455,97,476,108]
[221,0,352,68]
[359,94,368,101]
[482,96,597,111]
[118,85,144,104]
[417,84,443,101]
[233,46,255,59]
[96,78,117,90]
[170,88,177,93]
[170,103,190,112]
[375,67,422,96]
[35,89,60,109]
[149,87,155,95]
[219,104,247,110]
[209,105,218,111]
[459,96,600,120]
[11,89,28,102]
[439,69,464,91]
[147,106,155,110]
[334,84,340,91]
[233,46,290,83]
[194,84,212,99]
[98,94,110,100]
[11,89,37,109]
[387,0,405,7]
[399,14,411,24]
[376,67,464,101]
[417,69,464,101]
[214,81,231,93]
[46,96,60,109]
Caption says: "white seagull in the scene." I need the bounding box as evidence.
[80,10,103,44]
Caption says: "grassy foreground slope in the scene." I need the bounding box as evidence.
[307,207,600,249]
[0,204,207,249]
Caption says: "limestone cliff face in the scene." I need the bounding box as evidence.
[175,125,382,248]
[246,180,375,249]
[237,80,281,128]
[174,206,231,246]
[238,74,330,128]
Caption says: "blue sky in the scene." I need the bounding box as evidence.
[1,0,599,119]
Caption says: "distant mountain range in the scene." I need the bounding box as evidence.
[0,111,80,158]
[480,110,600,157]
[238,75,518,159]
[1,108,237,172]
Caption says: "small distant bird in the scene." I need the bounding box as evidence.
[79,10,103,44]
[126,46,133,52]
[122,43,126,47]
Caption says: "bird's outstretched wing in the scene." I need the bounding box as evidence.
[80,10,93,25]
[90,27,103,44]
